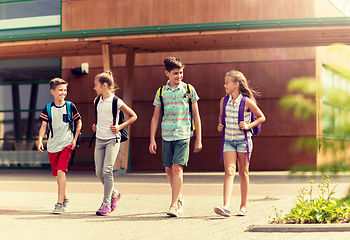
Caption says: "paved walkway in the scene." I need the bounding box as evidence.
[0,169,349,240]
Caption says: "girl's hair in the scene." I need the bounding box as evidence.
[225,70,260,99]
[49,78,68,90]
[94,71,119,92]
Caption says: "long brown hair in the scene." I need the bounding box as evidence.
[225,70,260,99]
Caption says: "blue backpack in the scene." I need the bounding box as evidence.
[220,95,261,163]
[46,101,81,166]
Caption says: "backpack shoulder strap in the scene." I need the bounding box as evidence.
[66,101,74,132]
[46,102,53,138]
[112,95,119,125]
[186,83,192,113]
[94,95,102,124]
[238,95,247,124]
[221,95,230,126]
[158,86,165,116]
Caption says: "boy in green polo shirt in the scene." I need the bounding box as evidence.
[149,57,202,217]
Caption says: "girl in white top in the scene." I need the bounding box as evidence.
[214,70,265,217]
[92,71,137,216]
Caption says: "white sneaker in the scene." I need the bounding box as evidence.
[166,206,178,217]
[53,203,65,214]
[177,195,185,213]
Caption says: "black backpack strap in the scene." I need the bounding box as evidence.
[186,83,195,131]
[112,96,119,142]
[186,83,192,115]
[112,96,118,125]
[89,95,101,148]
[158,86,164,116]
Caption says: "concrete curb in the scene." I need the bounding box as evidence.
[247,224,350,232]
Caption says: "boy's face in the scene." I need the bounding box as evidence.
[165,67,184,85]
[50,84,67,102]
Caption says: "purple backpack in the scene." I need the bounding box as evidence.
[220,95,261,163]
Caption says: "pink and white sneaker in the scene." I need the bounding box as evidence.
[110,192,122,212]
[96,203,111,216]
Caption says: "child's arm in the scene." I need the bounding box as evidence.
[110,103,137,133]
[71,119,82,150]
[218,97,224,132]
[239,98,266,130]
[192,101,202,153]
[37,121,47,152]
[149,106,161,154]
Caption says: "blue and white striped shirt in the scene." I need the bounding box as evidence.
[224,94,252,141]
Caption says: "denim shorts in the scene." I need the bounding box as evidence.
[223,138,253,153]
[162,138,190,167]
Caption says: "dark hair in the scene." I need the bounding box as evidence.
[49,78,68,90]
[164,57,185,72]
[225,70,260,99]
[94,71,119,92]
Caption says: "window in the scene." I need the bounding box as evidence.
[0,0,61,165]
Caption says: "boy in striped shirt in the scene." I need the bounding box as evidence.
[149,57,202,217]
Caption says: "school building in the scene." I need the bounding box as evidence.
[1,0,350,173]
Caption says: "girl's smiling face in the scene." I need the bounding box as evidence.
[224,76,238,94]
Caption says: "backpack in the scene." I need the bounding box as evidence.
[220,95,261,163]
[46,101,81,166]
[88,95,128,148]
[158,83,195,132]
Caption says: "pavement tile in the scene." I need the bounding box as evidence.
[0,169,350,240]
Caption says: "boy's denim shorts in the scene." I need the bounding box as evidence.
[162,138,190,167]
[223,138,253,153]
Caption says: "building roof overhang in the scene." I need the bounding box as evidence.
[1,17,350,60]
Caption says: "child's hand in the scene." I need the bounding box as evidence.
[71,140,76,150]
[110,125,119,134]
[239,121,250,130]
[217,123,224,132]
[149,140,157,154]
[92,123,96,132]
[193,140,202,153]
[37,142,44,152]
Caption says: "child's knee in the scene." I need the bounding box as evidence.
[165,167,172,174]
[172,164,183,174]
[238,169,249,179]
[225,165,236,177]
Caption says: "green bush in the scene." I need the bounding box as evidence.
[270,176,350,224]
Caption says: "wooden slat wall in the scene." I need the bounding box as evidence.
[61,0,315,31]
[63,59,317,171]
[61,0,343,171]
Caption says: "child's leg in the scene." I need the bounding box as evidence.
[101,139,120,204]
[170,163,183,207]
[53,145,71,204]
[223,151,237,209]
[56,170,66,204]
[236,152,250,211]
[94,138,106,185]
[165,166,173,186]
